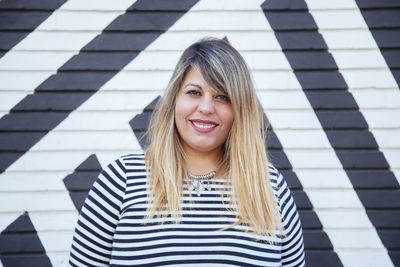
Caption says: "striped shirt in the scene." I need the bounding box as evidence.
[69,154,306,266]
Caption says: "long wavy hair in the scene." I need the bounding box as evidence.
[145,37,281,238]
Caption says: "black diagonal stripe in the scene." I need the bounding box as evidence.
[63,154,102,211]
[130,96,160,149]
[129,33,340,264]
[0,212,52,267]
[355,0,400,88]
[0,0,67,58]
[130,92,343,266]
[264,117,343,267]
[0,0,199,174]
[262,1,400,266]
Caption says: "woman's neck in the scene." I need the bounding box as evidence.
[184,148,222,175]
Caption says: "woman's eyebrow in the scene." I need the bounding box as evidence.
[183,83,202,90]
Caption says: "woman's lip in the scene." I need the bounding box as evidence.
[190,119,218,125]
[190,120,217,133]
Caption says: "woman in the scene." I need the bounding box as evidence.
[69,38,306,266]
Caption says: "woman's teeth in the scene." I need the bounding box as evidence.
[192,121,216,129]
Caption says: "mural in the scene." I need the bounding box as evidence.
[0,0,399,266]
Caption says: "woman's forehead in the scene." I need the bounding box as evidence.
[187,65,227,95]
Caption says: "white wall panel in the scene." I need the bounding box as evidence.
[0,0,399,266]
[362,110,400,128]
[317,209,378,228]
[61,0,139,11]
[294,169,353,189]
[340,69,398,89]
[248,2,393,266]
[258,91,316,109]
[306,0,400,186]
[0,172,67,191]
[0,0,137,118]
[329,50,389,69]
[102,71,172,90]
[337,250,392,267]
[319,29,383,49]
[29,212,77,231]
[0,192,74,212]
[308,10,368,29]
[30,131,140,151]
[349,89,400,109]
[330,229,391,248]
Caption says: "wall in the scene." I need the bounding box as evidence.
[0,0,399,266]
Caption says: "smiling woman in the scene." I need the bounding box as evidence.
[175,67,234,160]
[69,38,306,266]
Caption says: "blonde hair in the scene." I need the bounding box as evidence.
[145,37,281,238]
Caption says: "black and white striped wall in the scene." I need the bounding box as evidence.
[0,0,399,266]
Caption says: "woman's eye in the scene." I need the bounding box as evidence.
[187,90,201,96]
[216,95,230,102]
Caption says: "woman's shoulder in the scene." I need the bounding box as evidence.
[109,153,147,185]
[119,153,145,162]
[118,153,146,168]
[267,164,282,187]
[104,153,145,173]
[267,163,289,198]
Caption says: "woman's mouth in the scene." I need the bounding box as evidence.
[190,120,218,132]
[192,121,216,129]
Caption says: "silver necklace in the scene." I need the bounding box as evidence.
[188,170,216,196]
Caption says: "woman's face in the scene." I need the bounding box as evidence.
[175,67,234,156]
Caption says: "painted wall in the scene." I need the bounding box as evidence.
[0,0,399,266]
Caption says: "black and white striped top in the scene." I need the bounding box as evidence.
[69,154,306,266]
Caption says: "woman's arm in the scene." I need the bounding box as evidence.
[276,171,306,267]
[69,157,127,266]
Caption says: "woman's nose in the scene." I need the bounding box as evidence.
[198,95,215,114]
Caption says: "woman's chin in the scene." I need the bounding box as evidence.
[184,142,222,154]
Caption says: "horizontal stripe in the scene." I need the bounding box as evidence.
[69,153,305,266]
[112,241,281,254]
[112,233,283,246]
[110,249,282,262]
[110,258,277,267]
